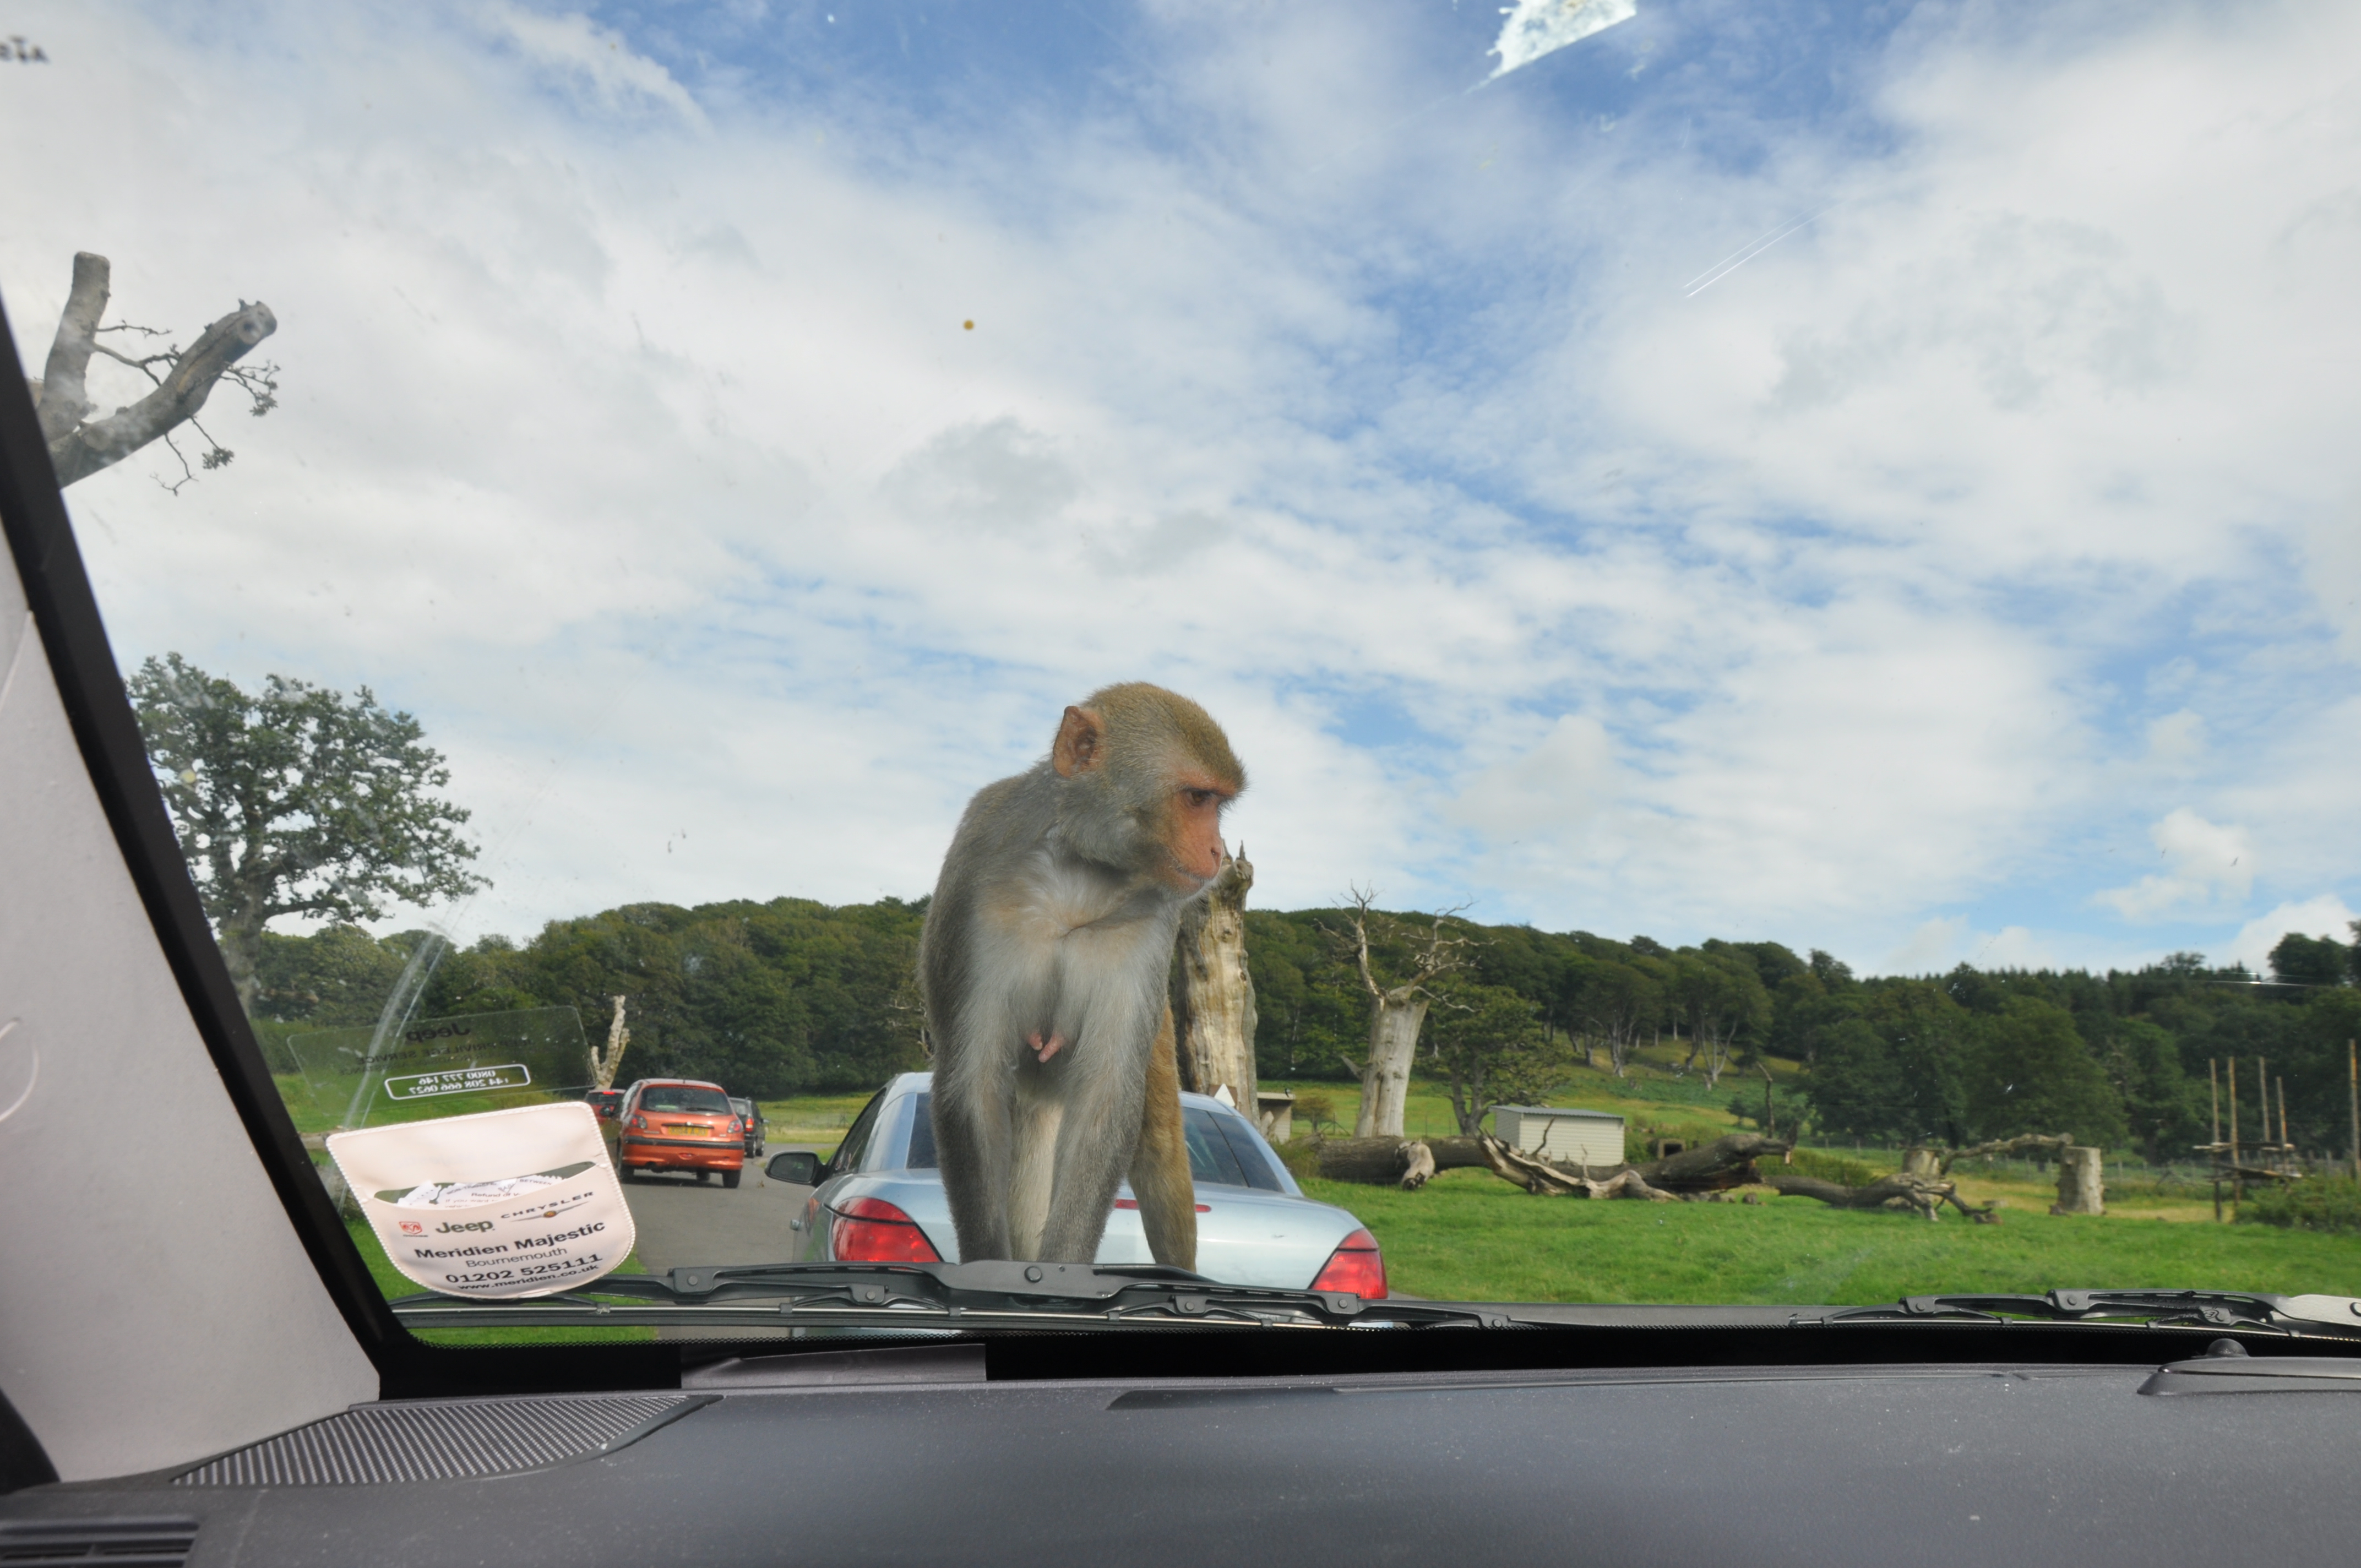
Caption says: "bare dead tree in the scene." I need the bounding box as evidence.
[1172,846,1258,1108]
[27,252,279,491]
[589,995,631,1090]
[1325,889,1474,1140]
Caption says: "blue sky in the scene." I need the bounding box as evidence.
[4,0,2359,974]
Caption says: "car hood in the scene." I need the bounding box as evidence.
[825,1170,1367,1291]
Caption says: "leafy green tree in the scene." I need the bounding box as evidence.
[2270,931,2348,988]
[1669,948,1771,1086]
[128,654,485,1012]
[1966,997,2126,1147]
[1804,982,1976,1145]
[1425,982,1567,1136]
[251,923,409,1026]
[1572,958,1664,1077]
[2095,1017,2204,1162]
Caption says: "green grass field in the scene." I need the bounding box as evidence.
[1298,1167,2361,1304]
[308,1054,2352,1327]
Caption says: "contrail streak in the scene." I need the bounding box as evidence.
[1682,201,1842,297]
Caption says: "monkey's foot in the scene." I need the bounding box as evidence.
[1026,1031,1067,1064]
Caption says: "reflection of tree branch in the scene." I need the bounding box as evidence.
[30,252,280,488]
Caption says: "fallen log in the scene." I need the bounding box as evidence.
[1478,1135,1676,1199]
[1307,1128,1802,1197]
[1764,1171,2000,1223]
[1640,1133,1792,1190]
[1305,1136,1486,1185]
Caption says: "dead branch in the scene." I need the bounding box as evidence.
[1478,1135,1676,1199]
[1914,1133,2074,1176]
[31,252,279,488]
[1763,1170,2000,1223]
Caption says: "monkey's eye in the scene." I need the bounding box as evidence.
[1182,788,1218,808]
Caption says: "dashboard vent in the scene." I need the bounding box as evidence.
[173,1393,709,1487]
[0,1518,198,1568]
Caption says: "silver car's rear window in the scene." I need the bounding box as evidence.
[905,1092,1280,1191]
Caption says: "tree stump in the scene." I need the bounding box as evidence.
[1173,850,1258,1108]
[2053,1146,2104,1215]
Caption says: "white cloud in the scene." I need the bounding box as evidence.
[1969,926,2059,972]
[1488,0,1636,81]
[478,3,710,129]
[2227,896,2357,975]
[2096,809,2254,920]
[2145,710,2204,767]
[1882,916,1966,974]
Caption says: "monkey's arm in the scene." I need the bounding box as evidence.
[1127,1003,1197,1272]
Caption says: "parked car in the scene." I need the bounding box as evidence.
[603,1078,747,1188]
[767,1072,1385,1294]
[731,1096,765,1156]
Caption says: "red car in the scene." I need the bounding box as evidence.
[598,1078,747,1188]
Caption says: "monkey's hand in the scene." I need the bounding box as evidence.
[1026,1031,1067,1064]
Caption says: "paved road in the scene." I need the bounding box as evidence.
[619,1145,817,1275]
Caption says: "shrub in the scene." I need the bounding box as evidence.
[2241,1178,2361,1235]
[1785,1148,1884,1188]
[1273,1137,1325,1182]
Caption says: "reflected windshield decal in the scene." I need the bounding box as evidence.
[330,1103,634,1300]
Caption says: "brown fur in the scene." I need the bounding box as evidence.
[1127,1004,1195,1271]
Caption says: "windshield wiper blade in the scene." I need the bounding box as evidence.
[387,1259,1515,1331]
[1826,1289,2361,1338]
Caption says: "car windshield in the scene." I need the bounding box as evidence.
[8,0,2359,1348]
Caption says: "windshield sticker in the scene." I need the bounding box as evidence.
[329,1102,634,1300]
[383,1063,532,1101]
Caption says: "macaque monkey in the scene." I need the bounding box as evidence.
[922,683,1245,1270]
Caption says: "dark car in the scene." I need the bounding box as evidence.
[730,1096,765,1157]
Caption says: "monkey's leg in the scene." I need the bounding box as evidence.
[1127,1003,1198,1272]
[931,1047,1018,1262]
[1035,1021,1155,1265]
[1005,1079,1064,1262]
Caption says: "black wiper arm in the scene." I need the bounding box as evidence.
[388,1259,1514,1331]
[1827,1289,2361,1338]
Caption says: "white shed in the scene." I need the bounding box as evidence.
[1493,1106,1625,1170]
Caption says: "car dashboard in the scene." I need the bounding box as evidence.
[5,1334,2359,1567]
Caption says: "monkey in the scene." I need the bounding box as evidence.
[921,683,1245,1270]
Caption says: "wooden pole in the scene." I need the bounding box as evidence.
[2349,1039,2358,1183]
[2259,1057,2270,1175]
[2277,1075,2289,1172]
[2210,1058,2222,1222]
[2229,1057,2242,1206]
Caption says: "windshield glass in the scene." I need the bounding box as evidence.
[8,0,2360,1344]
[639,1087,733,1116]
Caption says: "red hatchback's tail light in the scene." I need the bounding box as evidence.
[1309,1228,1386,1299]
[628,1114,648,1131]
[830,1196,943,1263]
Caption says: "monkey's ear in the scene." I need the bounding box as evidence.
[1052,705,1105,777]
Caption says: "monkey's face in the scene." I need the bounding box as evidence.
[1156,774,1237,891]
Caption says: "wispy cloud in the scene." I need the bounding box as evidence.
[2096,809,2254,921]
[478,2,711,129]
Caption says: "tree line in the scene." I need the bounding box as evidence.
[248,896,2361,1163]
[139,651,2361,1158]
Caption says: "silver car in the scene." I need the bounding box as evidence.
[771,1072,1386,1294]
